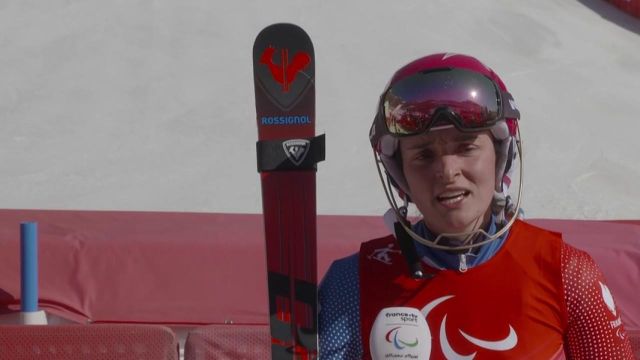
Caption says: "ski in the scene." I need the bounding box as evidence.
[253,23,323,360]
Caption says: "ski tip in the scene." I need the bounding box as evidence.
[253,23,313,50]
[257,22,307,35]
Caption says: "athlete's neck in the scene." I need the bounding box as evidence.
[424,212,493,253]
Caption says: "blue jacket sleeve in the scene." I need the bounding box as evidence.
[318,253,363,359]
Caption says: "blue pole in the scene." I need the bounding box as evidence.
[20,222,38,313]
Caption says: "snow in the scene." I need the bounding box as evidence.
[0,0,639,219]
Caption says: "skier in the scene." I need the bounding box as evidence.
[318,53,634,359]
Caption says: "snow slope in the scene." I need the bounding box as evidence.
[0,0,639,219]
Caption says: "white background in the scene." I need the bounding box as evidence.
[1,0,639,219]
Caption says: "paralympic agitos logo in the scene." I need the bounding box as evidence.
[386,326,420,350]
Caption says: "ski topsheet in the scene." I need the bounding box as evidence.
[253,23,323,359]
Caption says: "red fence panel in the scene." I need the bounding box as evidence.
[0,324,179,360]
[184,324,270,360]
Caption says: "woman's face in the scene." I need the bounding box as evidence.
[400,127,496,235]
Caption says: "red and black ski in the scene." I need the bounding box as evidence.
[253,23,323,359]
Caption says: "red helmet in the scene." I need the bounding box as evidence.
[370,53,520,201]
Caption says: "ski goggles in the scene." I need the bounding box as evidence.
[381,68,519,136]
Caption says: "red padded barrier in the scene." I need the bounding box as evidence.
[0,210,384,325]
[0,210,638,358]
[183,324,270,360]
[0,324,179,360]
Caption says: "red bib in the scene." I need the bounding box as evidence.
[359,220,568,359]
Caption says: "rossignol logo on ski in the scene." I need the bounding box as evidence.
[260,46,311,93]
[283,139,310,166]
[261,115,311,126]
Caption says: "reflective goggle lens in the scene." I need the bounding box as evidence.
[384,68,503,135]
